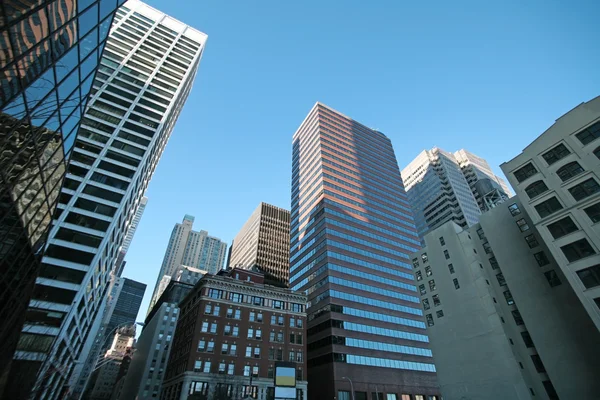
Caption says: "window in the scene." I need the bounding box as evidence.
[477,227,486,240]
[453,278,460,289]
[339,391,351,400]
[482,242,493,254]
[204,305,212,314]
[210,323,217,334]
[419,284,426,295]
[232,327,239,337]
[197,340,205,351]
[221,343,228,354]
[575,120,600,145]
[544,270,562,287]
[297,318,303,327]
[443,250,450,259]
[230,344,237,356]
[525,180,549,199]
[524,234,539,248]
[412,258,419,268]
[270,315,276,325]
[584,203,600,223]
[521,331,534,348]
[234,310,241,319]
[290,317,295,327]
[421,253,428,263]
[543,380,559,400]
[425,266,432,276]
[489,256,499,269]
[557,161,584,182]
[594,146,600,160]
[249,312,255,322]
[432,294,440,307]
[422,299,430,310]
[576,264,600,288]
[218,363,226,374]
[227,309,233,318]
[224,325,232,336]
[512,310,524,325]
[278,316,284,325]
[534,251,550,266]
[535,197,563,218]
[531,355,546,373]
[245,346,252,357]
[561,238,596,262]
[193,360,201,372]
[548,216,578,239]
[508,203,521,216]
[542,143,570,165]
[201,322,208,333]
[207,341,214,352]
[448,264,455,274]
[252,366,259,377]
[415,271,422,281]
[203,361,211,373]
[257,313,263,322]
[439,237,445,246]
[569,178,600,201]
[247,328,254,339]
[254,347,260,358]
[496,273,506,286]
[428,279,436,291]
[514,163,538,183]
[213,306,220,316]
[516,218,530,232]
[289,333,295,344]
[436,310,444,318]
[243,365,251,377]
[426,314,434,327]
[504,290,514,305]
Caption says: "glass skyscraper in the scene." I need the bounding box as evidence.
[290,103,439,399]
[0,0,125,391]
[7,2,207,398]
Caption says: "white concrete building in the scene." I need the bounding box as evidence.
[15,2,207,398]
[501,96,600,332]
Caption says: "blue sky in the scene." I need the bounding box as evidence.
[125,0,600,321]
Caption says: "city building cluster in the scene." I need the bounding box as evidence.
[0,0,598,400]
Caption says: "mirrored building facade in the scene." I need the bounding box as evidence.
[0,0,125,393]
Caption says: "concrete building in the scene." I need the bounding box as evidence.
[161,268,309,400]
[290,103,439,400]
[0,1,126,391]
[12,2,208,398]
[414,196,600,399]
[115,196,148,275]
[500,96,600,331]
[402,148,511,240]
[118,279,197,400]
[149,216,227,311]
[229,202,291,286]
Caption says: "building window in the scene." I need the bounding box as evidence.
[243,365,250,376]
[542,143,570,165]
[207,341,214,353]
[412,258,419,268]
[204,304,212,314]
[218,363,226,374]
[483,242,493,254]
[543,381,559,400]
[268,367,274,378]
[425,266,432,276]
[512,310,524,325]
[419,284,426,295]
[421,253,428,263]
[193,360,201,372]
[521,331,534,348]
[443,250,450,259]
[575,120,600,145]
[426,314,434,327]
[489,256,499,269]
[477,227,486,240]
[247,329,254,339]
[514,163,538,183]
[576,264,600,288]
[416,271,422,281]
[448,264,455,274]
[547,216,578,239]
[224,325,231,336]
[524,180,549,199]
[227,309,233,318]
[249,312,255,322]
[422,299,430,310]
[436,310,444,318]
[201,322,208,333]
[221,344,228,354]
[230,344,237,356]
[428,279,436,291]
[516,218,530,232]
[203,361,211,373]
[594,147,600,160]
[496,273,507,286]
[535,197,563,218]
[278,316,284,325]
[432,294,441,307]
[439,237,445,246]
[508,203,521,216]
[544,270,562,287]
[210,323,217,334]
[524,234,539,248]
[534,251,550,266]
[228,364,235,375]
[531,355,546,373]
[503,290,514,305]
[290,317,295,328]
[561,238,596,262]
[252,366,259,377]
[584,203,600,223]
[453,278,460,289]
[245,346,252,357]
[569,178,600,201]
[556,161,584,182]
[234,309,241,319]
[198,340,205,351]
[254,347,260,358]
[233,326,239,337]
[338,391,351,400]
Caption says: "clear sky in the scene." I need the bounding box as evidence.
[124,0,600,322]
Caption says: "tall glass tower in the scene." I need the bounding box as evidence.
[290,103,439,400]
[9,2,207,398]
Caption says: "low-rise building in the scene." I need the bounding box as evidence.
[161,268,308,400]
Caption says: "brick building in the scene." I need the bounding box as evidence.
[161,268,308,400]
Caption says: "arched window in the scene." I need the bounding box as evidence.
[556,161,584,182]
[524,180,548,199]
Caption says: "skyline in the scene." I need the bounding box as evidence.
[123,0,600,324]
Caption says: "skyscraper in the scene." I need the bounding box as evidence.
[290,103,439,400]
[0,0,125,384]
[10,2,208,398]
[149,215,227,311]
[115,196,148,275]
[229,202,291,286]
[401,147,509,239]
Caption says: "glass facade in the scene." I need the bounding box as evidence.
[290,103,438,398]
[0,1,124,395]
[5,3,207,398]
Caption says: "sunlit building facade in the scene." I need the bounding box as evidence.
[290,103,439,400]
[9,2,207,398]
